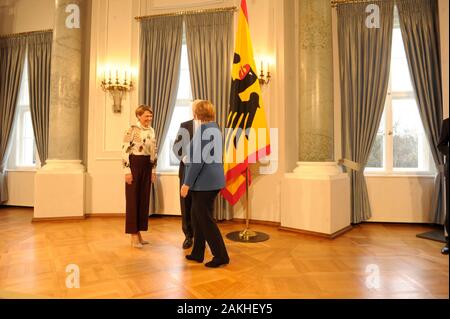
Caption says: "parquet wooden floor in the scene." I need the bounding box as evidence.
[0,207,448,299]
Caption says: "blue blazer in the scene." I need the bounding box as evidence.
[183,122,225,191]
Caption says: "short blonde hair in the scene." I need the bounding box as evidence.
[135,105,153,118]
[192,100,215,122]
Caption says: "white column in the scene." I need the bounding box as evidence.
[34,0,86,220]
[281,0,351,237]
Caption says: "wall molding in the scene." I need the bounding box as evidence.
[32,216,86,222]
[228,218,281,228]
[149,0,227,11]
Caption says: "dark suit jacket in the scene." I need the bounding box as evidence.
[172,120,194,178]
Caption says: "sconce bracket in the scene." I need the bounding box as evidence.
[101,80,134,113]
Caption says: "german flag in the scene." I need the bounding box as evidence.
[221,0,271,206]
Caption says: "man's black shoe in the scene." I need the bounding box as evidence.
[185,255,203,263]
[205,259,229,268]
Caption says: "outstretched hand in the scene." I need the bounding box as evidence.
[125,174,133,185]
[180,184,190,198]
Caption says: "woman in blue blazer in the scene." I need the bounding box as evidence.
[180,100,229,268]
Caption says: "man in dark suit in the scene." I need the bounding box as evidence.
[173,118,198,249]
[437,118,449,255]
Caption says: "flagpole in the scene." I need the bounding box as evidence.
[246,167,250,229]
[226,166,270,243]
[224,0,270,243]
[239,167,257,240]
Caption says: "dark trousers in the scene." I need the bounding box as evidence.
[190,190,229,262]
[180,191,193,239]
[179,166,193,239]
[125,155,152,234]
[445,170,449,243]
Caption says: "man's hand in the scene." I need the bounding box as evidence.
[125,174,133,185]
[180,184,190,198]
[151,172,157,183]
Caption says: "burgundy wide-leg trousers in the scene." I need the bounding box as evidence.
[125,155,152,234]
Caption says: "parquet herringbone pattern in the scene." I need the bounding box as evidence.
[0,207,448,299]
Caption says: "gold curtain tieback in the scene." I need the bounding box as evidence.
[437,164,445,173]
[338,159,361,172]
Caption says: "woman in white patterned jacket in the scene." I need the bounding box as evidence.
[122,105,157,248]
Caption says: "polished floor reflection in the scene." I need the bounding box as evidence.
[0,207,448,299]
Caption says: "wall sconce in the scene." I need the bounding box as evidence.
[258,60,271,86]
[101,68,134,113]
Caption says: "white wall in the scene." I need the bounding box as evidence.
[4,171,35,207]
[231,0,285,222]
[85,0,285,221]
[366,176,436,223]
[3,0,448,224]
[85,0,137,215]
[0,0,53,35]
[1,0,53,206]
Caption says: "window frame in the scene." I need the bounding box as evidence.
[17,108,38,169]
[6,57,40,171]
[365,10,436,177]
[156,37,193,173]
[365,85,436,177]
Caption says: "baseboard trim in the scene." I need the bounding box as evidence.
[85,214,181,218]
[31,213,353,240]
[86,213,125,218]
[363,221,440,227]
[278,225,353,239]
[228,218,281,228]
[32,216,86,222]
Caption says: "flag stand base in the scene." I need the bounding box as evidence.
[226,229,270,243]
[225,168,270,243]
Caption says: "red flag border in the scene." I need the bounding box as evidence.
[220,169,252,206]
[224,144,271,181]
[241,0,249,21]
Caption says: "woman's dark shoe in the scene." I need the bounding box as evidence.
[185,255,203,263]
[205,259,229,268]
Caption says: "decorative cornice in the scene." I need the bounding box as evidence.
[135,6,237,21]
[0,29,53,39]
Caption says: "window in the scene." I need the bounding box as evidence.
[366,7,435,175]
[156,38,193,173]
[7,57,40,169]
